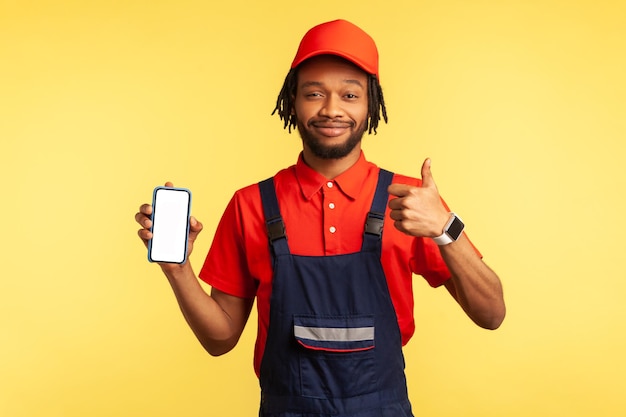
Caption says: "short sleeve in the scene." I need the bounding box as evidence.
[410,237,452,287]
[411,232,483,288]
[198,192,258,299]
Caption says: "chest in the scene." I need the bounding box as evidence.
[279,180,377,256]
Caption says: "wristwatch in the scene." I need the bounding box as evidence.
[432,213,464,246]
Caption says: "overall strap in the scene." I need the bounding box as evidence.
[362,169,394,252]
[258,177,290,257]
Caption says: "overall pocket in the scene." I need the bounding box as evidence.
[294,315,377,399]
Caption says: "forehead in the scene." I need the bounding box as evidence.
[296,55,368,85]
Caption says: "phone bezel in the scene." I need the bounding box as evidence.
[147,186,192,264]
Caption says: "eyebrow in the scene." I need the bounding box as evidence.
[300,79,365,88]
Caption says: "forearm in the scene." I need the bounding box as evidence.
[161,262,245,355]
[439,234,506,329]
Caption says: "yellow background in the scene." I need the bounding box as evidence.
[2,0,625,416]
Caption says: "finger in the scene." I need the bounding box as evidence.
[388,209,404,222]
[387,183,412,198]
[137,228,153,246]
[420,158,436,189]
[139,203,152,215]
[188,217,203,243]
[135,211,152,229]
[189,216,203,232]
[388,196,409,211]
[164,181,174,187]
[392,219,410,236]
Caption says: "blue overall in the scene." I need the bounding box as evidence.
[257,169,414,417]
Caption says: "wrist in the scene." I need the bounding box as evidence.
[161,260,194,280]
[432,213,464,246]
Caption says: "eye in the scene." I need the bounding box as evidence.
[304,91,324,99]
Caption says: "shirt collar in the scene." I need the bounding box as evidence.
[295,151,372,200]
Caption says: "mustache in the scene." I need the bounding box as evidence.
[307,119,355,128]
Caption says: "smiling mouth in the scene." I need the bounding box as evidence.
[310,122,353,137]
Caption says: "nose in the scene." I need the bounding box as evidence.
[318,94,345,118]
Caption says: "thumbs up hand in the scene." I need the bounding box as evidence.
[387,158,451,238]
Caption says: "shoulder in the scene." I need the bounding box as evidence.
[363,155,421,187]
[228,165,297,207]
[384,169,422,188]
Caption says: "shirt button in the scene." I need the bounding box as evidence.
[329,226,337,234]
[328,202,335,209]
[326,181,334,188]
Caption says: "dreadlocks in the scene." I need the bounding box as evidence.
[272,68,388,134]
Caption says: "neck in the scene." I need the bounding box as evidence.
[301,147,362,179]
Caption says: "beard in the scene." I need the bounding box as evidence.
[296,118,367,160]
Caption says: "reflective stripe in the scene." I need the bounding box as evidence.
[294,325,374,342]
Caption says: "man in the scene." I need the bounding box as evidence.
[135,19,505,417]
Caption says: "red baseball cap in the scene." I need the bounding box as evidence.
[291,19,380,80]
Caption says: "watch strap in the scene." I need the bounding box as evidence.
[432,213,464,246]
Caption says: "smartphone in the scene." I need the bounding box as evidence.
[148,186,192,264]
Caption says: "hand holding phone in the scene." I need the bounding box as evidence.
[148,186,192,264]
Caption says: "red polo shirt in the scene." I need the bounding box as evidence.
[199,152,463,377]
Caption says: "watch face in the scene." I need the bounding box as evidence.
[447,216,465,240]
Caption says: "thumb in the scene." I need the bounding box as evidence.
[420,158,436,188]
[189,216,203,233]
